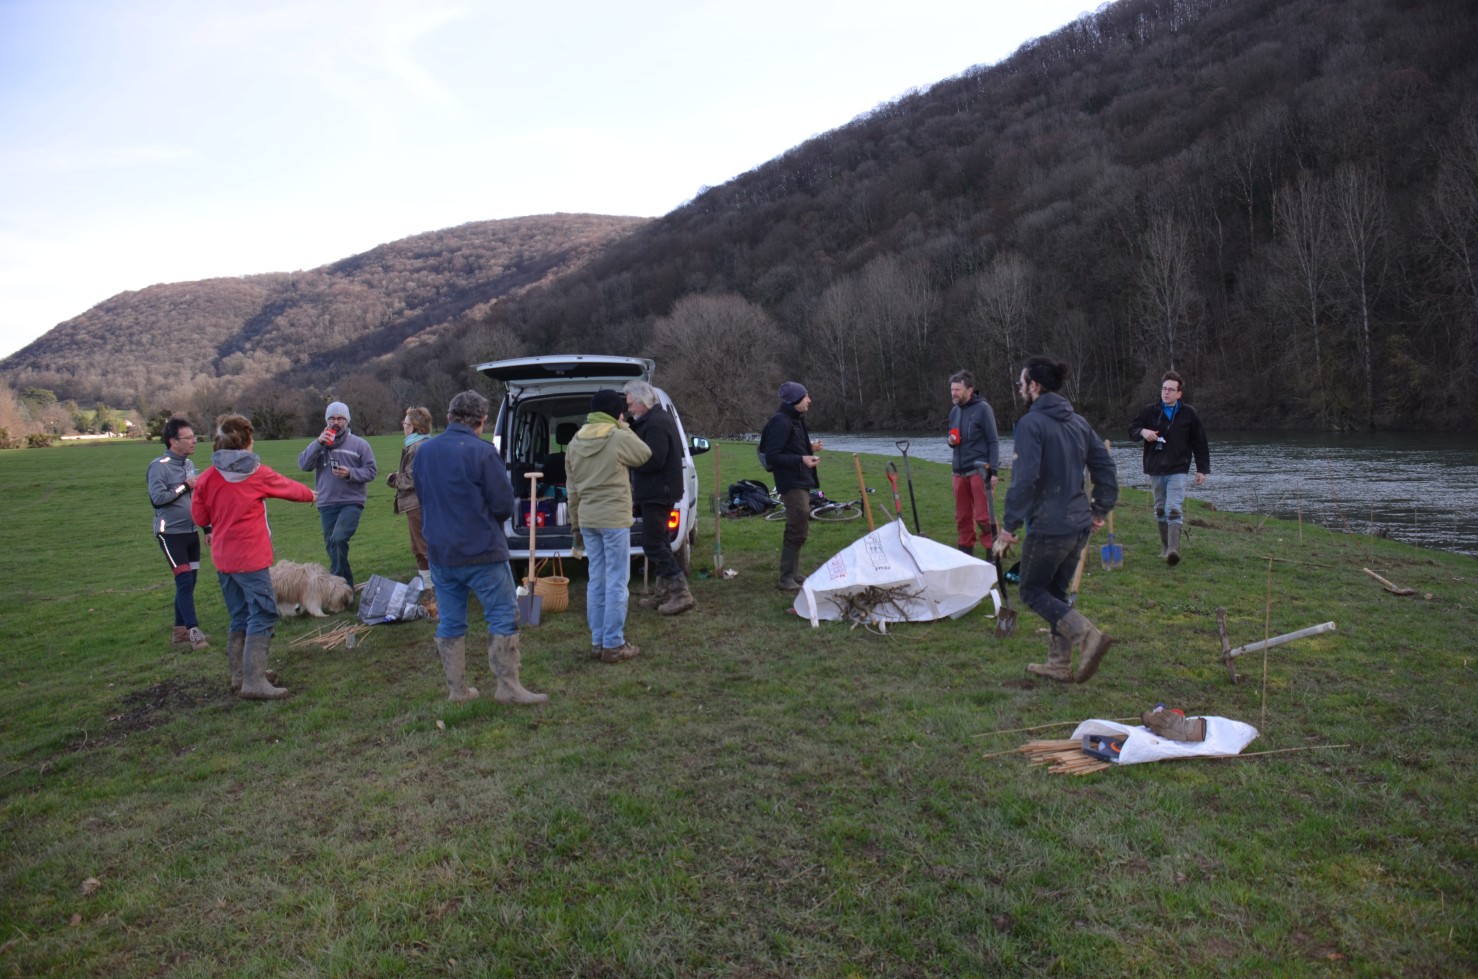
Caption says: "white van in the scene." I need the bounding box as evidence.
[475,354,710,571]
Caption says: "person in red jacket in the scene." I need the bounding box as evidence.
[192,414,317,699]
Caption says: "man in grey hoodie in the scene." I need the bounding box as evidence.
[995,357,1118,683]
[298,401,377,591]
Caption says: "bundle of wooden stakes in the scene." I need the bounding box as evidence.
[287,621,370,650]
[1018,738,1113,776]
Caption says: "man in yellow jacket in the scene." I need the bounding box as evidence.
[567,389,652,663]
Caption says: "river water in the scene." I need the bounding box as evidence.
[811,431,1478,559]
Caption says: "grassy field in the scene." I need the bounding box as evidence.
[0,435,1474,977]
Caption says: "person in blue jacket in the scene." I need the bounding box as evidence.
[1128,370,1210,566]
[995,357,1119,684]
[413,390,546,706]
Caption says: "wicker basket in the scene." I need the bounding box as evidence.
[532,556,569,613]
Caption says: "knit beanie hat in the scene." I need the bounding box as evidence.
[590,389,625,417]
[778,381,808,405]
[325,401,351,423]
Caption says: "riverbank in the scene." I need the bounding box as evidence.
[1,438,1473,976]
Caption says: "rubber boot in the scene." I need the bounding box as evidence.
[227,631,246,693]
[1027,632,1074,682]
[489,634,548,704]
[638,575,671,610]
[239,634,288,700]
[658,574,696,616]
[1165,525,1182,566]
[777,546,803,593]
[1059,609,1114,684]
[958,544,975,557]
[1158,522,1170,559]
[435,636,480,702]
[1142,708,1206,742]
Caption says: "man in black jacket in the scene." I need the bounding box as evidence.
[758,381,821,592]
[1127,370,1210,566]
[624,380,695,615]
[996,357,1118,683]
[947,369,1001,555]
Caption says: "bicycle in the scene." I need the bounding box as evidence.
[764,489,868,522]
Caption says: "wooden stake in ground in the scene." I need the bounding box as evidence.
[1362,567,1416,596]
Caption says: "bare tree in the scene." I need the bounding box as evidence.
[1418,102,1478,396]
[651,294,784,435]
[1133,210,1199,371]
[1330,163,1388,422]
[971,251,1035,399]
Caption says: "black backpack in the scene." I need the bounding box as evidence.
[727,479,774,514]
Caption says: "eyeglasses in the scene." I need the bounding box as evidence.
[1161,385,1181,393]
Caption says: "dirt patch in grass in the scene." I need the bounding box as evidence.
[87,677,223,745]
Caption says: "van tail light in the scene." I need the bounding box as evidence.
[667,508,681,539]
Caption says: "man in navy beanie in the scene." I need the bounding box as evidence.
[758,381,823,591]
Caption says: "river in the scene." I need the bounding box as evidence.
[809,431,1478,559]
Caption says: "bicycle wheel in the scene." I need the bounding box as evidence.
[764,505,789,522]
[811,502,862,522]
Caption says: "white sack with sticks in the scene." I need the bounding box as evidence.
[1069,717,1260,764]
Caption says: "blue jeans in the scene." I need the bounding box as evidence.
[430,561,518,640]
[1151,473,1188,525]
[217,568,279,636]
[584,526,631,648]
[1017,528,1092,633]
[319,503,364,588]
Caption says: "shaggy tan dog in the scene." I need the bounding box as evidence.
[270,560,354,617]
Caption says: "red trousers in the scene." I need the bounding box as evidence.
[952,473,995,551]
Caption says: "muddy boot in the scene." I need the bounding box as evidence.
[1027,631,1074,682]
[638,576,671,610]
[187,626,210,651]
[490,634,548,704]
[435,636,480,702]
[1142,707,1206,741]
[600,642,641,664]
[239,634,288,700]
[227,631,246,693]
[171,625,190,647]
[777,546,804,592]
[1058,609,1114,684]
[1165,525,1182,566]
[658,574,696,616]
[1158,522,1170,559]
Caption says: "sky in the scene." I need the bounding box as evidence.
[0,0,1103,360]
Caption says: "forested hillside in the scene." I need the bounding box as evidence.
[0,214,645,432]
[4,0,1475,438]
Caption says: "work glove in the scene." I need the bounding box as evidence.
[570,529,585,560]
[991,536,1013,559]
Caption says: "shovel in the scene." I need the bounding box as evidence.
[1068,538,1091,607]
[517,471,544,627]
[712,442,724,574]
[896,440,922,534]
[977,464,1016,637]
[1100,510,1123,570]
[885,463,905,525]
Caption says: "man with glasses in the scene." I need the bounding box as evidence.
[1128,371,1210,566]
[148,417,209,650]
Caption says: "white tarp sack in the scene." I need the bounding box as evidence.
[1068,717,1260,765]
[794,519,998,627]
[357,575,431,625]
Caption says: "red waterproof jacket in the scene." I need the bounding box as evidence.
[191,450,315,573]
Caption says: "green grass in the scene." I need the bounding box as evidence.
[1,436,1474,977]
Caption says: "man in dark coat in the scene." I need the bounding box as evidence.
[758,381,821,592]
[1128,370,1210,566]
[947,369,1001,555]
[996,357,1119,683]
[624,380,695,615]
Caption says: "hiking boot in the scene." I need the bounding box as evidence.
[171,626,190,647]
[589,643,603,660]
[1027,632,1074,682]
[435,636,480,702]
[1058,609,1114,684]
[489,634,547,705]
[658,575,696,616]
[1142,708,1206,742]
[600,642,641,664]
[1165,525,1182,566]
[638,576,671,610]
[187,626,210,651]
[239,634,288,700]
